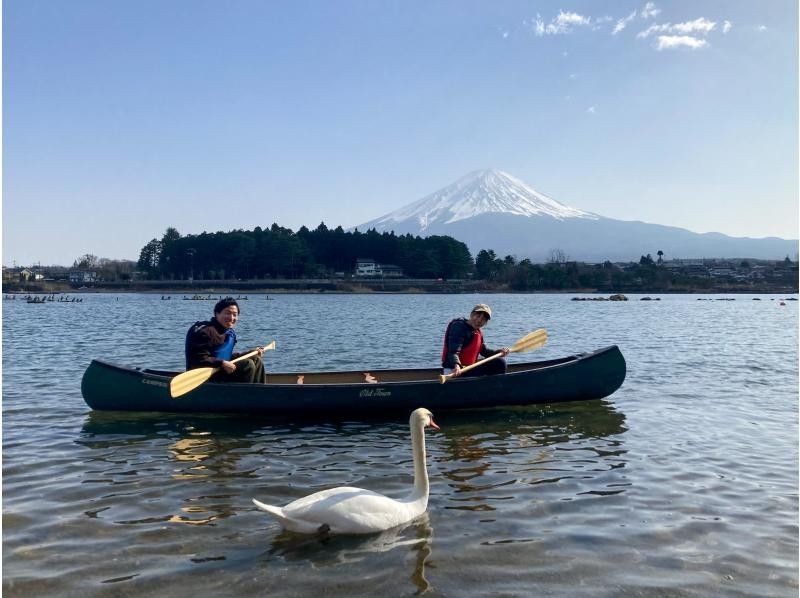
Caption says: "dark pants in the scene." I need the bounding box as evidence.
[457,356,507,378]
[216,356,267,384]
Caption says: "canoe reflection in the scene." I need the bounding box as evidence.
[432,400,628,510]
[77,413,280,527]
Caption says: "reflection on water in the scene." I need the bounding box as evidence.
[266,516,434,594]
[72,402,626,593]
[71,401,627,591]
[4,293,797,596]
[434,401,627,512]
[79,413,282,529]
[78,411,448,594]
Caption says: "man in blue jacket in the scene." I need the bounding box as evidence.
[185,297,267,383]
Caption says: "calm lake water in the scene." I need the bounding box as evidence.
[3,292,798,597]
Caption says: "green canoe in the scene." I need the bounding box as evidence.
[81,345,626,416]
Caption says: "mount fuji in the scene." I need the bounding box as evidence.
[355,170,797,262]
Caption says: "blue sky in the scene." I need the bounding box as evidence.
[3,0,798,266]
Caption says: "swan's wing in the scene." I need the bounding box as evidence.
[283,486,425,534]
[252,498,328,534]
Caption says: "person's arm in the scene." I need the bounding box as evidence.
[479,338,510,358]
[186,326,225,369]
[443,321,469,369]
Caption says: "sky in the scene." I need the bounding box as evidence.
[3,0,798,266]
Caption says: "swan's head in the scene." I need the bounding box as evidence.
[411,407,440,430]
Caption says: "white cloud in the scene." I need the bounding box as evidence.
[613,10,637,35]
[655,35,709,50]
[638,17,716,39]
[640,2,661,20]
[757,25,768,32]
[673,17,716,35]
[554,11,591,27]
[587,106,597,114]
[534,14,546,36]
[534,10,593,35]
[722,20,732,34]
[637,24,663,38]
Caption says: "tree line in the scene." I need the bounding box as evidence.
[474,249,797,291]
[132,224,797,292]
[11,226,794,294]
[137,223,474,280]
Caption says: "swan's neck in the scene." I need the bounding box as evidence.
[410,422,429,500]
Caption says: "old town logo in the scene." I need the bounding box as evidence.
[359,388,391,398]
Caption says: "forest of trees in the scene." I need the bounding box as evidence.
[475,249,685,291]
[6,225,793,294]
[137,224,474,280]
[131,224,797,292]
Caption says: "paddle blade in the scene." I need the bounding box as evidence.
[170,367,217,398]
[510,328,548,353]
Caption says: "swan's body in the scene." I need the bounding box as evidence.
[252,407,439,535]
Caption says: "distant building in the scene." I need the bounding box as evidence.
[354,258,403,278]
[380,264,403,278]
[69,270,98,284]
[355,258,379,276]
[709,268,735,278]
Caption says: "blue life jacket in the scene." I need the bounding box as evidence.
[213,328,237,361]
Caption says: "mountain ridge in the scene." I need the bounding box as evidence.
[355,170,797,261]
[367,169,597,232]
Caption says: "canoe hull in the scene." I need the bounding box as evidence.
[81,346,626,416]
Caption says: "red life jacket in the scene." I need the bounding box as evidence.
[441,319,483,366]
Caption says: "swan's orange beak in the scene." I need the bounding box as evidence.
[428,417,440,430]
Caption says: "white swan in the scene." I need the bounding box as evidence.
[252,407,439,534]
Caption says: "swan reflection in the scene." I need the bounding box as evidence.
[264,515,434,594]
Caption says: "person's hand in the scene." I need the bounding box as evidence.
[452,364,462,377]
[255,346,265,356]
[221,360,236,374]
[500,347,510,357]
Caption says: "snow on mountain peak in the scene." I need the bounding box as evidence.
[372,169,597,231]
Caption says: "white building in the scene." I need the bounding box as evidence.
[355,258,380,276]
[69,270,98,284]
[355,258,403,278]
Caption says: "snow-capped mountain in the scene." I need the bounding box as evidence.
[354,170,797,261]
[363,169,597,232]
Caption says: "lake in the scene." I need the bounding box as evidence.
[2,292,798,597]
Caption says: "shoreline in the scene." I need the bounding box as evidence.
[3,280,798,296]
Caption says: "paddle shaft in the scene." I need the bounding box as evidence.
[439,350,505,384]
[228,348,262,366]
[220,340,276,370]
[170,340,275,398]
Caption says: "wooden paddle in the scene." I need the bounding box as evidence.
[439,329,547,384]
[170,340,276,398]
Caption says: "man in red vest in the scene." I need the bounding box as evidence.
[441,304,510,378]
